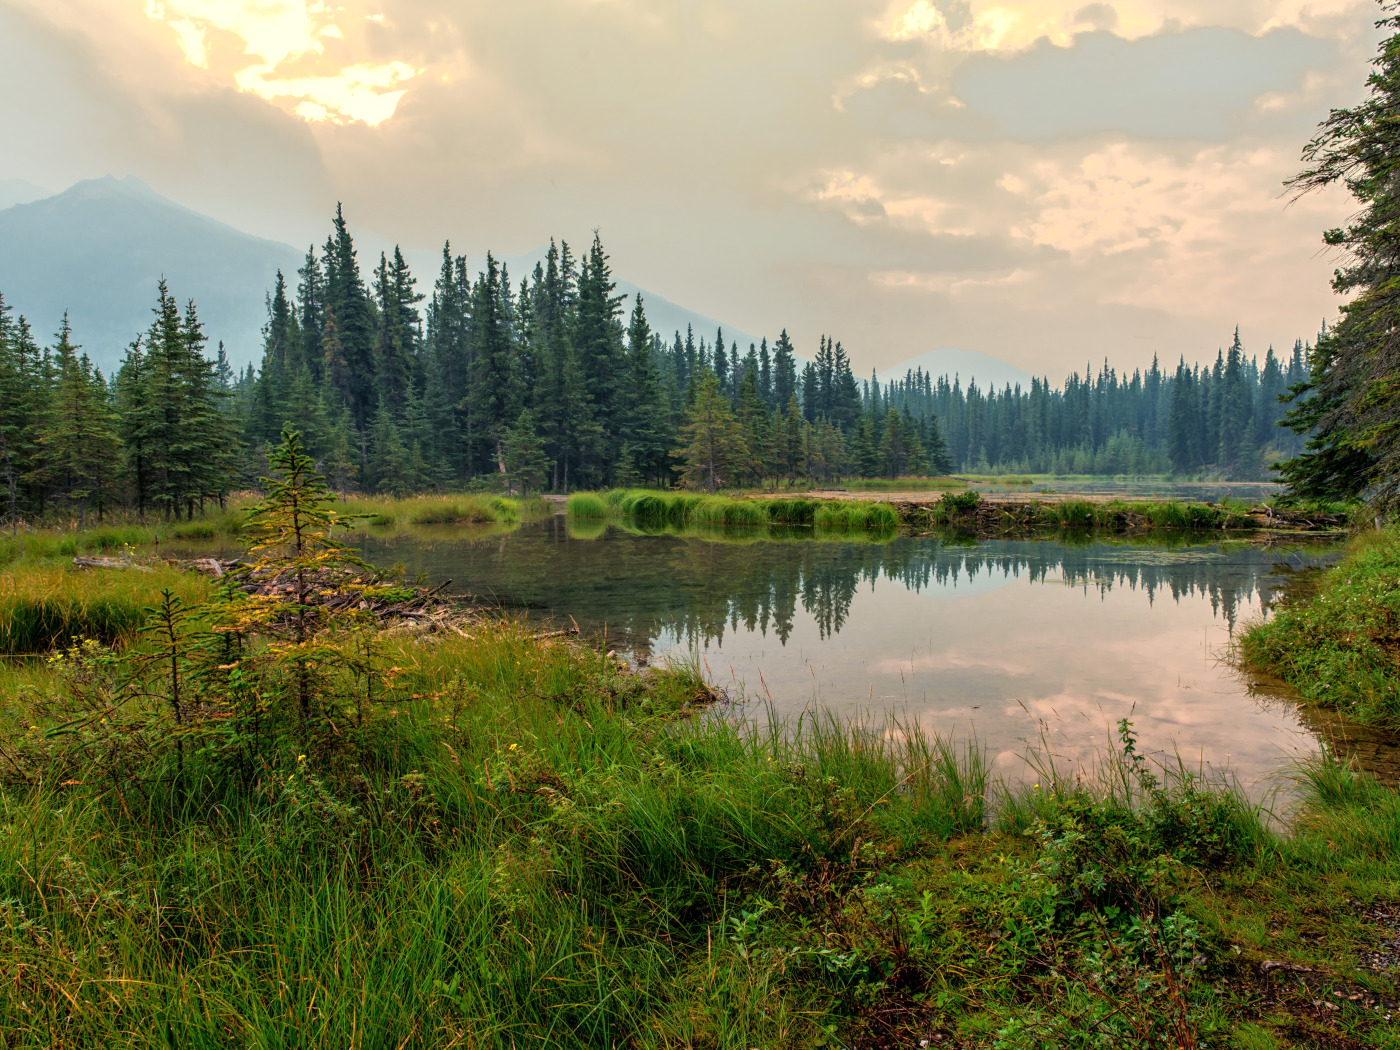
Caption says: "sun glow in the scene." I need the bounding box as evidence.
[143,0,418,126]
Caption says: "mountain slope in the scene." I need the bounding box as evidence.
[0,176,302,373]
[0,178,51,211]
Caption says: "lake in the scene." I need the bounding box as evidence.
[353,515,1360,796]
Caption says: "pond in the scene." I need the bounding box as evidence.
[354,515,1359,796]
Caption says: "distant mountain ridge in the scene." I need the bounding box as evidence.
[0,177,51,211]
[0,176,303,374]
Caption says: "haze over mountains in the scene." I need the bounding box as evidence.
[0,177,302,372]
[0,176,1027,390]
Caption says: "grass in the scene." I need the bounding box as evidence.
[568,489,902,531]
[4,557,1400,1046]
[338,493,547,528]
[6,628,1400,1046]
[919,493,1264,533]
[0,562,212,654]
[1239,525,1400,730]
[0,513,247,568]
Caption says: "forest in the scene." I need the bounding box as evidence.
[0,207,1313,524]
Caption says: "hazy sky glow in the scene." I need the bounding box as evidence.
[0,0,1385,376]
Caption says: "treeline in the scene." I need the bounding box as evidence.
[235,212,952,495]
[0,283,237,525]
[0,205,1319,524]
[878,331,1309,477]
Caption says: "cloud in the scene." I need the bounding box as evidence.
[878,0,1373,53]
[0,1,331,243]
[0,0,1384,378]
[953,27,1332,140]
[144,0,421,125]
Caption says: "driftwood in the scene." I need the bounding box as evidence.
[72,557,152,572]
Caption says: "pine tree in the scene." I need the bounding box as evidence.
[0,293,41,531]
[503,408,550,495]
[773,329,797,410]
[675,370,748,492]
[36,316,119,526]
[325,204,377,430]
[572,235,627,479]
[1276,14,1400,505]
[622,294,673,485]
[464,252,519,477]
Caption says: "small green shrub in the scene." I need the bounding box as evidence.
[940,490,982,514]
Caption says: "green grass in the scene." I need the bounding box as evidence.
[918,494,1261,533]
[565,491,610,519]
[1239,526,1400,730]
[4,566,1400,1047]
[6,625,1400,1047]
[0,512,248,568]
[0,563,212,654]
[338,493,546,528]
[569,490,902,532]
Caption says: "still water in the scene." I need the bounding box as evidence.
[358,517,1347,792]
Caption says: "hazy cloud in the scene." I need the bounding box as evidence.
[0,0,1385,376]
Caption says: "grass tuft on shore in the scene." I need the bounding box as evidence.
[1239,526,1400,729]
[568,489,902,532]
[0,563,212,654]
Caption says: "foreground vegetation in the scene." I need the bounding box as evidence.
[1241,526,1400,731]
[7,608,1400,1047]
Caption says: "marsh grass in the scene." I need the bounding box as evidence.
[3,612,1400,1047]
[0,563,211,654]
[569,489,902,533]
[0,518,243,568]
[0,620,997,1049]
[1,508,1397,1046]
[338,493,546,529]
[1239,526,1400,729]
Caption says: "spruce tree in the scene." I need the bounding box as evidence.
[675,370,748,492]
[36,316,119,526]
[503,408,550,495]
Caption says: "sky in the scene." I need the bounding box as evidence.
[0,0,1386,378]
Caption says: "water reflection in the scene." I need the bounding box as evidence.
[357,518,1350,793]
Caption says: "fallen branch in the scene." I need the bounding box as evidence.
[73,557,152,572]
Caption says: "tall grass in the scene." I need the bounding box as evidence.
[338,493,546,528]
[4,604,1400,1045]
[1239,525,1400,729]
[569,490,903,532]
[0,622,995,1048]
[566,491,610,519]
[0,516,246,567]
[0,563,212,653]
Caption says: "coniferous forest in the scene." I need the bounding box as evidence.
[0,205,1315,523]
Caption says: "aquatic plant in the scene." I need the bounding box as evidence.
[566,492,610,519]
[569,490,903,531]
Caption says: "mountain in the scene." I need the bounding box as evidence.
[0,177,51,211]
[877,347,1033,393]
[0,176,303,374]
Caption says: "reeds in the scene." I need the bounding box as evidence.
[338,494,545,528]
[567,489,903,532]
[0,563,211,653]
